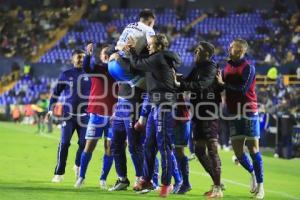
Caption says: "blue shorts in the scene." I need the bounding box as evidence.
[86,113,110,140]
[229,115,260,140]
[173,121,191,147]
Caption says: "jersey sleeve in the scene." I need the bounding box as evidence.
[49,72,66,111]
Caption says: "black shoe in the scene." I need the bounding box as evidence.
[108,178,130,191]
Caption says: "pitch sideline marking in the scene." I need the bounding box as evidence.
[189,171,300,200]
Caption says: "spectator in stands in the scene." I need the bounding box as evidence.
[106,25,120,43]
[297,67,300,79]
[264,53,278,65]
[283,51,296,64]
[35,93,49,134]
[272,0,288,14]
[68,36,76,49]
[174,0,188,20]
[23,104,34,124]
[11,104,21,123]
[23,63,31,79]
[214,5,227,18]
[0,1,77,59]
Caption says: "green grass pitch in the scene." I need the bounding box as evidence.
[0,121,300,200]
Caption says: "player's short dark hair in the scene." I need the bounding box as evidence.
[233,38,248,49]
[101,44,116,56]
[196,41,215,58]
[139,9,155,20]
[72,49,85,56]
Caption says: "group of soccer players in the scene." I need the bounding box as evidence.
[47,9,265,199]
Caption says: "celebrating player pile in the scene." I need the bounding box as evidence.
[49,9,265,200]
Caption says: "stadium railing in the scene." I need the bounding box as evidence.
[256,75,300,86]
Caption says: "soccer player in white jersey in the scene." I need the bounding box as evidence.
[107,9,156,191]
[108,9,155,88]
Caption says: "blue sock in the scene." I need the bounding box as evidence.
[79,152,92,178]
[100,154,114,181]
[250,152,264,183]
[180,156,191,187]
[238,153,254,174]
[152,157,159,187]
[171,152,182,184]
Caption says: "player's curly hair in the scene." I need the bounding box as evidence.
[150,34,169,51]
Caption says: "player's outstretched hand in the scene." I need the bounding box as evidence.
[86,43,93,55]
[126,37,137,48]
[172,68,181,87]
[216,70,225,85]
[109,53,120,62]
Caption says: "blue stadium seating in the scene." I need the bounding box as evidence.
[0,77,57,105]
[39,8,280,67]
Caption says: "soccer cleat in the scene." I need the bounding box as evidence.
[100,180,107,190]
[173,180,183,194]
[134,178,154,191]
[108,178,130,191]
[250,172,258,193]
[177,185,192,194]
[188,153,196,161]
[203,185,214,196]
[74,177,85,188]
[51,175,64,183]
[204,183,225,196]
[159,185,173,198]
[255,184,265,199]
[133,177,142,190]
[207,185,224,198]
[134,121,145,132]
[73,165,80,180]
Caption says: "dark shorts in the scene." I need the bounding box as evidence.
[192,119,219,141]
[173,121,191,147]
